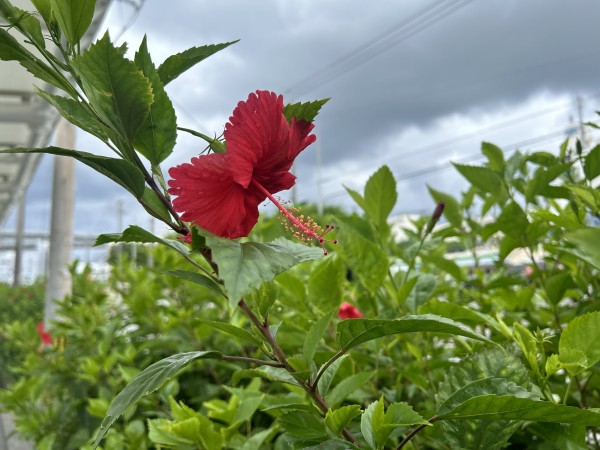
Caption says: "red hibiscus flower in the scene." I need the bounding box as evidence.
[37,322,52,346]
[168,90,336,252]
[338,302,363,320]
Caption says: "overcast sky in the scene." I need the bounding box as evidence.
[5,0,600,238]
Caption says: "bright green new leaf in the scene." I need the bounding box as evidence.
[363,165,397,229]
[336,314,492,351]
[512,322,539,377]
[427,186,462,228]
[559,312,600,375]
[360,401,378,449]
[204,233,323,306]
[157,41,238,85]
[324,405,361,437]
[481,142,505,172]
[164,270,222,294]
[453,163,504,195]
[564,227,600,270]
[0,146,145,198]
[95,225,190,257]
[72,33,153,143]
[50,0,96,45]
[283,98,329,123]
[93,351,222,448]
[584,144,600,180]
[303,310,335,365]
[133,36,177,164]
[326,372,374,407]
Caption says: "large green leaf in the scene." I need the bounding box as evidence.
[0,146,145,198]
[453,163,504,195]
[283,98,329,123]
[563,227,600,269]
[133,36,177,164]
[93,351,222,448]
[204,234,323,306]
[50,0,96,45]
[95,225,190,257]
[584,144,600,180]
[559,312,600,375]
[363,165,397,229]
[336,314,491,351]
[72,33,153,143]
[157,41,237,85]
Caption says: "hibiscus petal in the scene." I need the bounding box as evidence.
[168,153,264,239]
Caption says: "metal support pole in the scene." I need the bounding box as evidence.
[12,195,26,287]
[44,120,75,326]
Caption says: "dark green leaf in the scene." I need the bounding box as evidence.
[157,41,238,85]
[278,411,328,440]
[164,270,222,294]
[336,314,492,351]
[204,233,323,306]
[0,146,145,198]
[453,163,504,195]
[93,351,222,448]
[133,36,177,164]
[283,98,329,123]
[50,0,96,45]
[72,33,153,143]
[584,144,600,180]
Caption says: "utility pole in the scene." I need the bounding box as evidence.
[44,119,75,326]
[12,195,26,287]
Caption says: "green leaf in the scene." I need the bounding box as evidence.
[584,144,600,180]
[307,256,345,310]
[204,233,323,306]
[334,222,388,292]
[422,254,463,281]
[344,186,367,211]
[496,201,528,238]
[544,271,574,305]
[405,273,437,312]
[141,186,172,222]
[0,2,45,47]
[526,163,572,201]
[360,401,378,449]
[453,163,504,195]
[565,184,600,210]
[336,314,492,351]
[512,323,540,377]
[325,405,361,437]
[396,276,419,305]
[278,411,328,440]
[559,312,600,375]
[95,225,190,257]
[164,270,222,294]
[283,98,329,123]
[363,165,397,229]
[72,33,153,143]
[133,36,177,164]
[93,351,222,448]
[0,27,77,96]
[481,142,505,173]
[50,0,96,45]
[35,88,108,141]
[30,0,52,25]
[0,146,145,198]
[564,227,600,269]
[427,186,462,228]
[157,41,238,85]
[233,366,299,386]
[419,299,498,331]
[303,310,335,365]
[317,354,349,396]
[375,402,429,447]
[196,318,262,347]
[326,372,374,407]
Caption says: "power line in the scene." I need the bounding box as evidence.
[285,0,475,98]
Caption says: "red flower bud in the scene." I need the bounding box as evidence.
[37,322,52,346]
[426,200,445,234]
[338,302,362,320]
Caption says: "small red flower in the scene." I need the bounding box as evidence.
[338,302,363,320]
[37,322,52,346]
[168,90,336,252]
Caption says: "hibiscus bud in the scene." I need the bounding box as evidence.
[338,302,362,320]
[426,201,445,234]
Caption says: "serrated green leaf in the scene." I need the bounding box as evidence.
[453,163,504,195]
[325,405,361,437]
[584,144,600,180]
[283,98,329,123]
[326,372,374,407]
[303,310,335,365]
[563,227,600,269]
[363,165,397,228]
[336,314,492,351]
[165,270,222,294]
[93,351,222,448]
[360,400,378,449]
[512,323,539,377]
[95,225,189,256]
[50,0,96,45]
[196,318,262,347]
[278,411,328,440]
[0,146,145,198]
[204,233,323,306]
[0,2,45,48]
[157,41,237,85]
[481,142,505,172]
[133,36,177,164]
[427,186,462,228]
[72,33,153,143]
[559,312,600,375]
